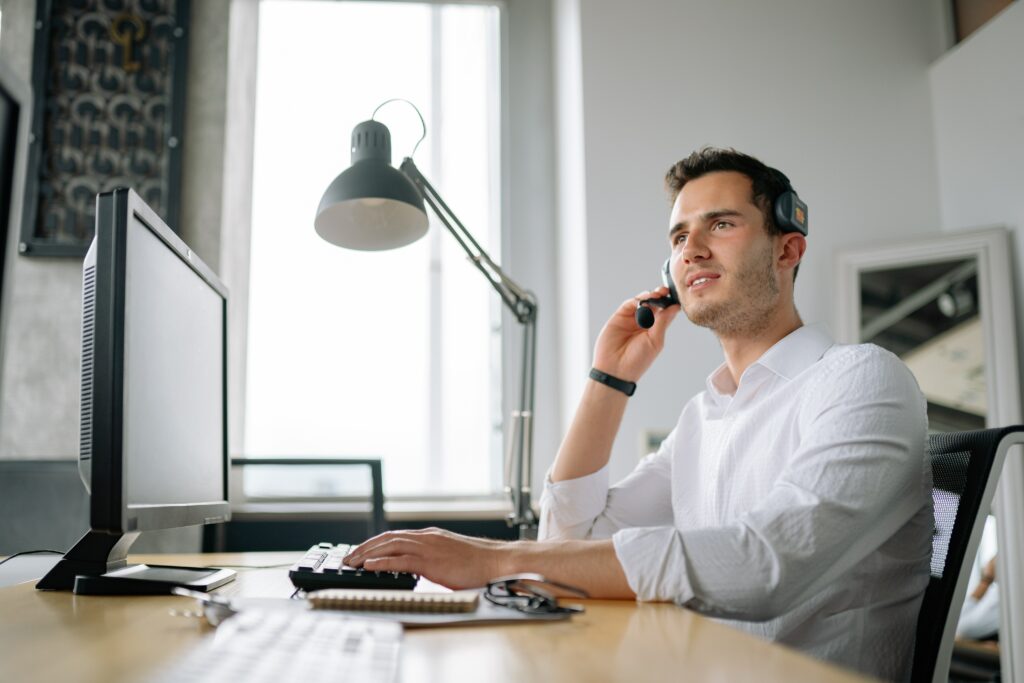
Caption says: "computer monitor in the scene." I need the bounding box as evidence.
[37,188,235,593]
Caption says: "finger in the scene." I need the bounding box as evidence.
[616,288,659,318]
[404,526,447,536]
[363,556,463,590]
[615,294,646,316]
[344,533,396,561]
[649,300,681,337]
[646,286,670,299]
[363,555,422,575]
[347,537,422,566]
[344,534,418,565]
[634,286,673,302]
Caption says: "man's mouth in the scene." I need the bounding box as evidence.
[686,272,721,289]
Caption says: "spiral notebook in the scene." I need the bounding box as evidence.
[309,589,479,613]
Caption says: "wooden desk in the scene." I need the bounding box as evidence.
[0,552,874,682]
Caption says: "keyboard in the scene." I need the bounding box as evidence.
[151,608,401,682]
[289,542,419,591]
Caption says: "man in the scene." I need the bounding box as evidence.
[345,148,932,681]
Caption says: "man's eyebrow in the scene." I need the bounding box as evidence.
[668,209,744,238]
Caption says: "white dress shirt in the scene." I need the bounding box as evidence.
[539,325,932,682]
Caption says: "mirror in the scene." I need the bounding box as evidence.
[859,257,984,431]
[836,226,1024,679]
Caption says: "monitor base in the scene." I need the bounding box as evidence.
[35,530,236,594]
[36,530,138,591]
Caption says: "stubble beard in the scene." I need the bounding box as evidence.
[682,243,780,337]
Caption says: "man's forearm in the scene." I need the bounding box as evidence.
[499,538,636,599]
[550,381,630,482]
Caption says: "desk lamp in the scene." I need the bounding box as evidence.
[314,100,538,538]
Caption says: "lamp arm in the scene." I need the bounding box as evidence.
[399,157,538,537]
[399,158,535,323]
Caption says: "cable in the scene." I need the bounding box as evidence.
[202,562,293,571]
[371,98,428,158]
[0,549,64,568]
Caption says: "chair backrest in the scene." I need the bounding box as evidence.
[211,456,387,552]
[912,425,1024,683]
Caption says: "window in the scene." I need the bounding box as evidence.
[245,0,503,498]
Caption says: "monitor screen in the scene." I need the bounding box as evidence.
[123,210,224,508]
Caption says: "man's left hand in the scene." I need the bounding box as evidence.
[343,528,511,590]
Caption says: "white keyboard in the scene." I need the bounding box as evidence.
[150,608,402,682]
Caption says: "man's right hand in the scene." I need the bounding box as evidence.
[550,285,681,484]
[592,286,680,382]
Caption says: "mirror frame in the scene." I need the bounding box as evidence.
[836,226,1024,681]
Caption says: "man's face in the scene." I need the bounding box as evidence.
[667,171,782,336]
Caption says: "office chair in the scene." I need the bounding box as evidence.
[203,458,386,552]
[912,425,1024,683]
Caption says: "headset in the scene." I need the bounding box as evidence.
[634,184,808,328]
[773,186,809,237]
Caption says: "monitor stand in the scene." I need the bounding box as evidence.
[35,530,235,594]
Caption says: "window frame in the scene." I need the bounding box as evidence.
[227,0,557,514]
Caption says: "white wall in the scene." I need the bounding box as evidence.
[930,1,1024,329]
[551,0,950,483]
[0,0,82,459]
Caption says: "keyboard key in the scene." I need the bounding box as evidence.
[294,552,327,572]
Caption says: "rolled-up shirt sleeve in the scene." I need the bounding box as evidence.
[612,348,929,619]
[538,429,676,541]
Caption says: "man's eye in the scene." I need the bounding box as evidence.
[713,221,731,230]
[673,233,687,245]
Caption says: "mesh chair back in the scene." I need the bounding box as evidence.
[912,426,1023,683]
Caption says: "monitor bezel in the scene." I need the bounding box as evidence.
[90,188,230,534]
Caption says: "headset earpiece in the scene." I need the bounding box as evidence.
[773,189,809,236]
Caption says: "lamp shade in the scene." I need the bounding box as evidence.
[315,120,429,250]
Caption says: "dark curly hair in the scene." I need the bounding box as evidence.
[665,147,795,238]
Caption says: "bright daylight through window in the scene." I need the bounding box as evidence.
[245,1,502,498]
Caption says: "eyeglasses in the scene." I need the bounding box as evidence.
[484,573,588,615]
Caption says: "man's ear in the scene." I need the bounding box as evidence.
[777,233,806,272]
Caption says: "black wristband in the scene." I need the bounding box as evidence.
[589,368,636,396]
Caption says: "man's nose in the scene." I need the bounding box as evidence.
[682,230,710,263]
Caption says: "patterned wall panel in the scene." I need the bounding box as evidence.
[20,0,189,257]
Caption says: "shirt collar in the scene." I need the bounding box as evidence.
[756,323,835,381]
[703,324,835,399]
[706,364,737,398]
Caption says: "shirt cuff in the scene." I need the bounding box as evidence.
[537,464,611,539]
[612,526,695,604]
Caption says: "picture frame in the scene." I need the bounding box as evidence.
[19,0,190,257]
